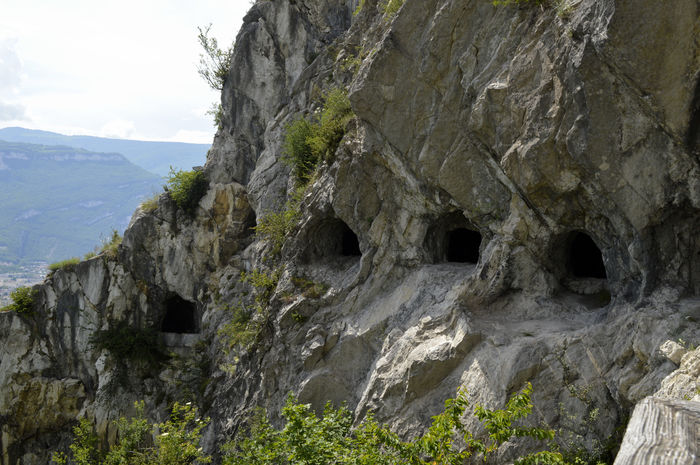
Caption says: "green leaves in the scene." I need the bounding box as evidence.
[197,24,232,91]
[224,383,564,465]
[165,167,208,216]
[283,88,353,187]
[54,402,210,465]
[1,285,36,314]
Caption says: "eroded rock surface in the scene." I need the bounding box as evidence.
[1,0,699,464]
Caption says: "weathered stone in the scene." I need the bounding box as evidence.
[613,397,700,465]
[1,0,699,463]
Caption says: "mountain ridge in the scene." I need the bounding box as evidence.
[0,126,210,176]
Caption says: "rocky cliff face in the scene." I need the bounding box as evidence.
[1,0,699,463]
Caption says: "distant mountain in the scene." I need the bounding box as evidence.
[0,127,210,177]
[0,140,161,265]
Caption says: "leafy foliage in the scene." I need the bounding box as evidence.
[217,268,280,359]
[90,322,169,367]
[49,257,81,273]
[197,24,232,91]
[283,89,353,186]
[383,0,406,15]
[140,193,160,213]
[254,195,302,256]
[53,401,211,465]
[0,286,36,314]
[98,229,122,259]
[224,383,565,465]
[165,167,209,215]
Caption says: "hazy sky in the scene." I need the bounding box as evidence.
[0,1,250,144]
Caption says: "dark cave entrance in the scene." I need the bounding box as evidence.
[303,218,362,263]
[425,212,483,265]
[686,78,700,155]
[446,228,482,263]
[567,232,607,279]
[341,222,361,257]
[161,295,199,334]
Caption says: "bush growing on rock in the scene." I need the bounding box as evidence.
[90,322,169,367]
[224,383,565,465]
[283,88,353,186]
[165,167,209,215]
[52,401,210,465]
[48,257,81,273]
[1,286,36,314]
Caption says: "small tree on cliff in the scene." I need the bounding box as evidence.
[197,23,233,91]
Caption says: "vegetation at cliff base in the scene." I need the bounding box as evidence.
[0,286,36,314]
[54,383,608,465]
[53,401,210,465]
[283,88,353,186]
[165,167,209,215]
[225,383,565,465]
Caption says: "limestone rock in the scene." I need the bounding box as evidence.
[1,0,699,463]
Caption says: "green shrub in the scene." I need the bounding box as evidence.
[307,88,354,161]
[1,286,36,314]
[207,102,225,130]
[354,0,366,15]
[99,229,122,259]
[139,193,160,213]
[255,198,302,256]
[90,322,168,367]
[165,167,209,215]
[218,269,280,358]
[217,304,259,357]
[383,0,405,15]
[197,24,232,91]
[223,383,564,465]
[48,257,81,273]
[283,88,353,186]
[53,401,211,465]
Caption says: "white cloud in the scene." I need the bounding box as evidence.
[99,120,137,139]
[0,1,250,143]
[0,38,23,91]
[0,101,27,121]
[170,129,214,144]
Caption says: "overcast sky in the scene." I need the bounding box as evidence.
[0,1,250,144]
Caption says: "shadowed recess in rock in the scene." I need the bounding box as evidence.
[568,232,607,279]
[304,218,362,262]
[686,78,700,155]
[161,295,198,333]
[341,223,361,256]
[447,228,482,263]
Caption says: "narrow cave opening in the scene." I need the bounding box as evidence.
[686,78,700,155]
[303,218,362,263]
[161,295,198,334]
[341,223,361,257]
[446,228,482,263]
[568,232,607,279]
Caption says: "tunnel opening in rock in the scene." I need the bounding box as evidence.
[568,232,607,279]
[341,223,361,257]
[686,78,700,155]
[303,218,362,263]
[425,211,483,265]
[446,228,482,263]
[161,295,198,333]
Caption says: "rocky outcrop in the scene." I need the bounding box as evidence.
[1,0,699,464]
[613,397,700,465]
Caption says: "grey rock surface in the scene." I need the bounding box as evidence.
[1,0,699,463]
